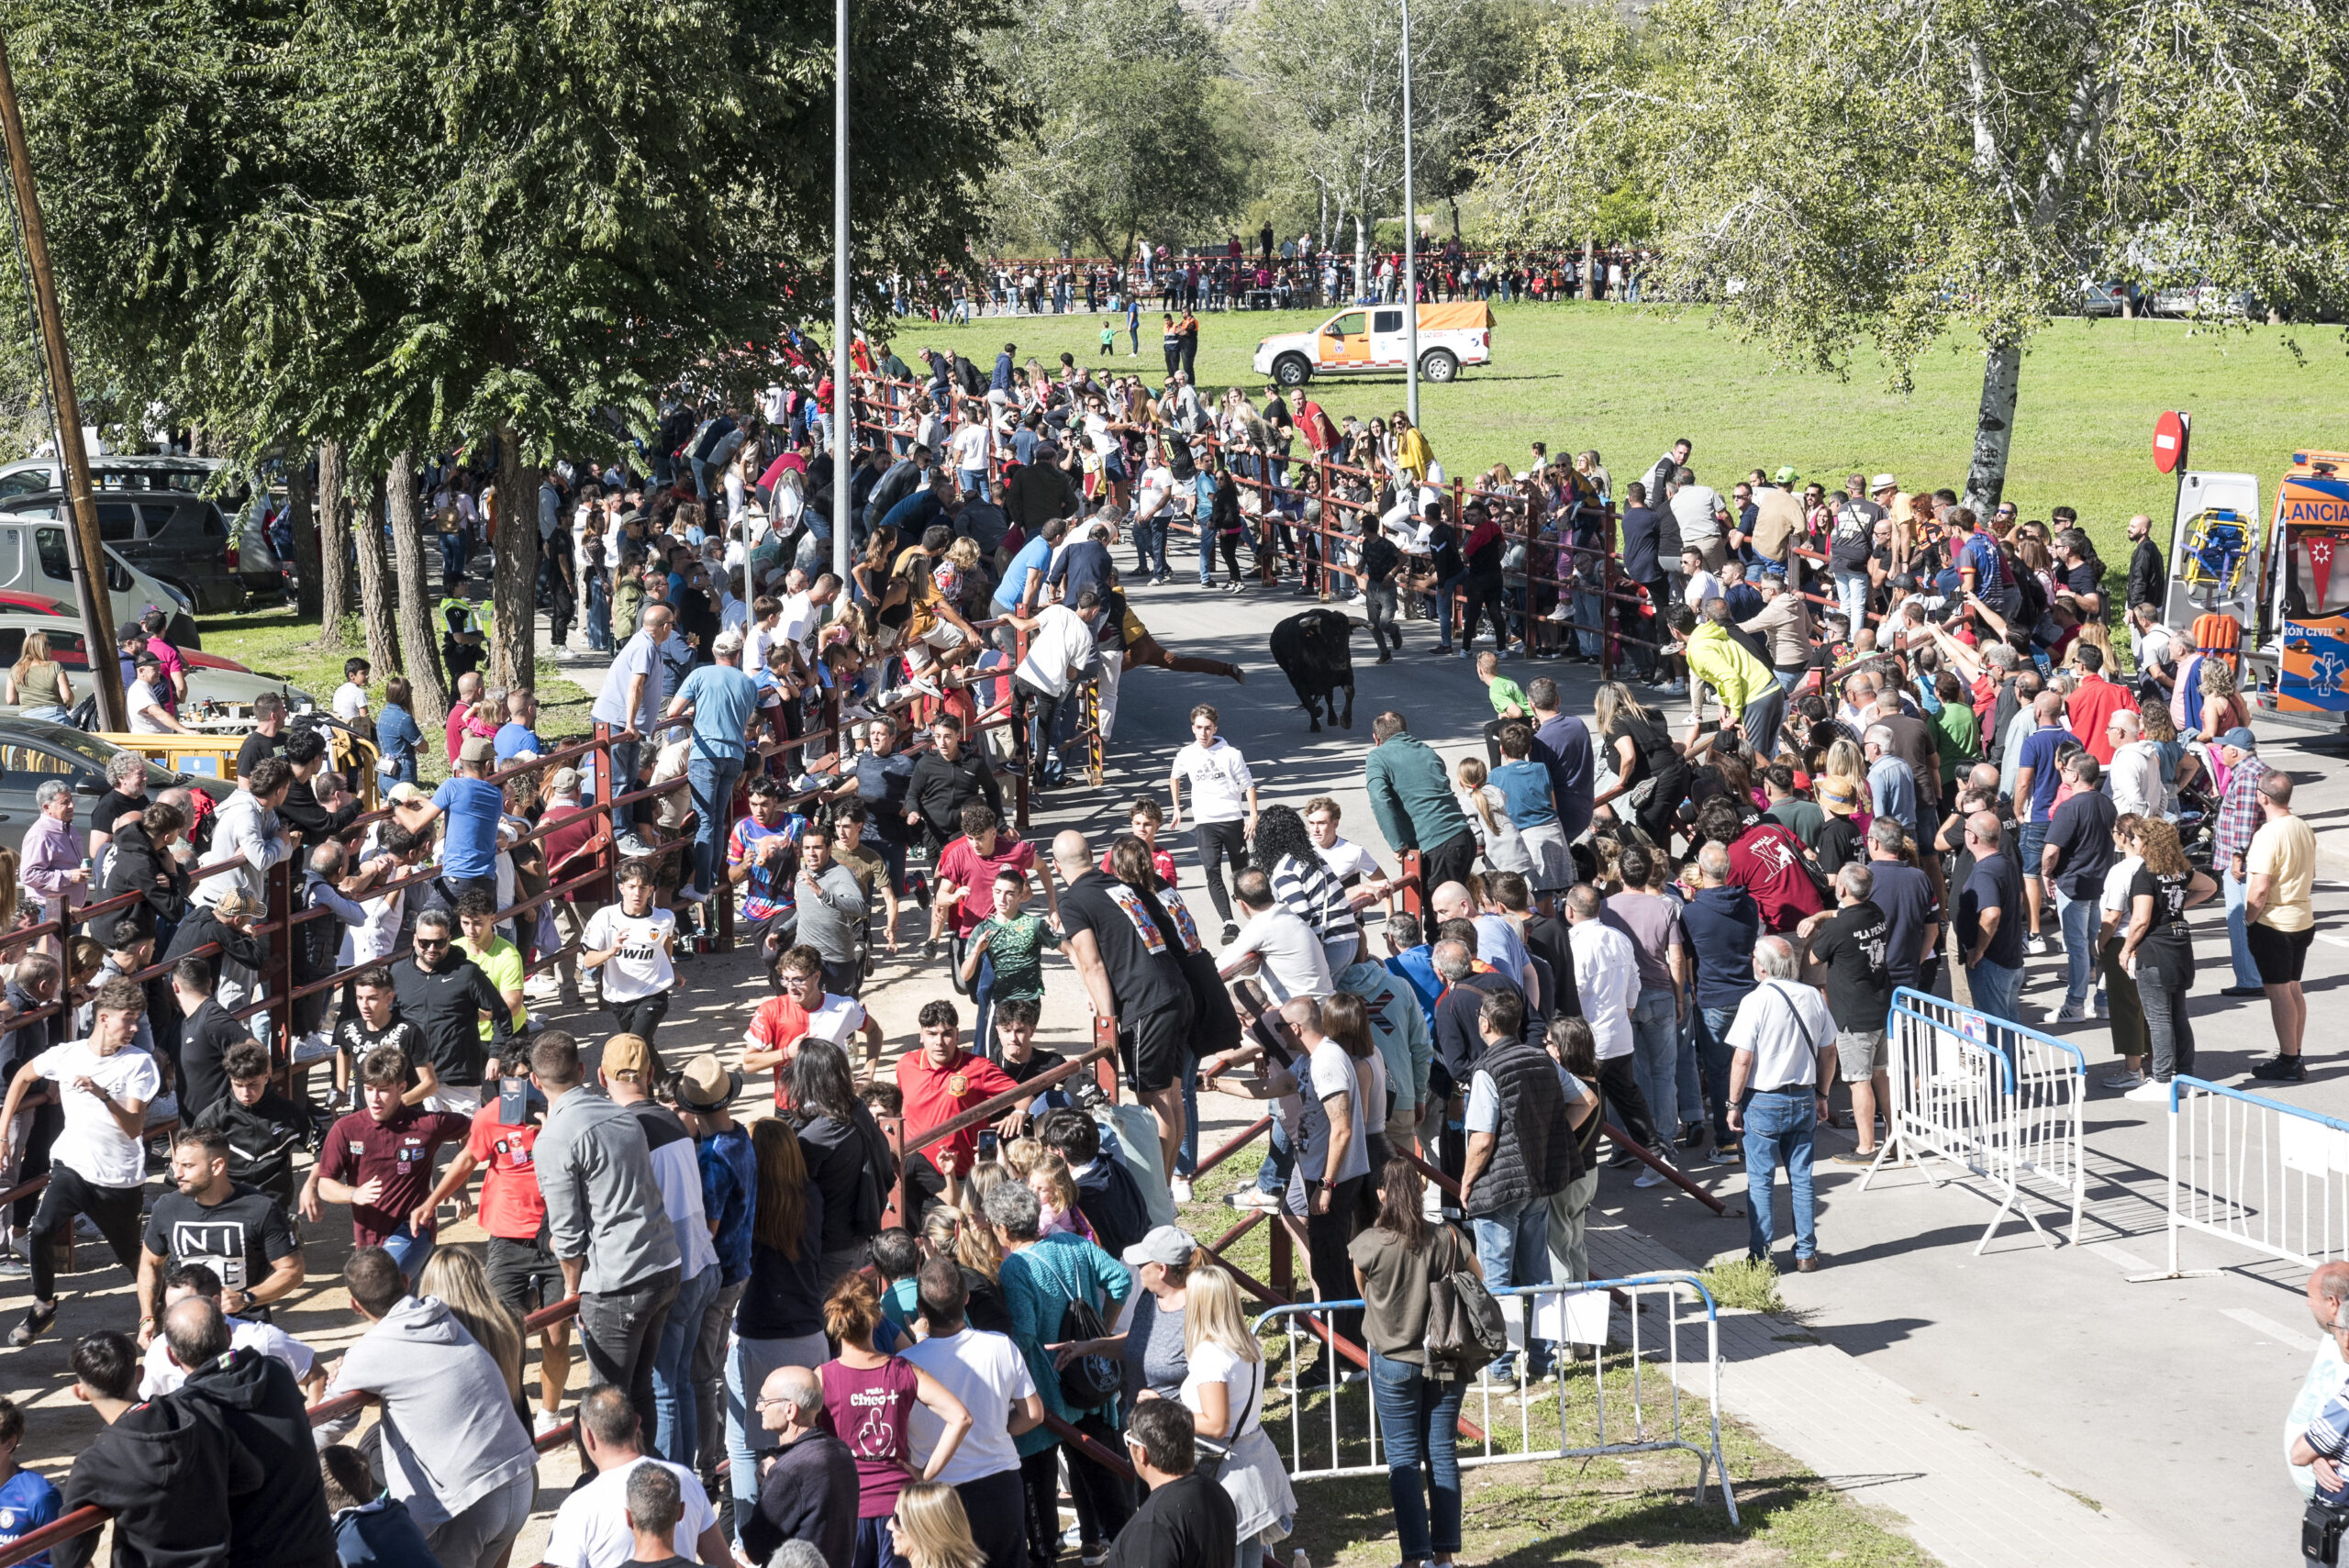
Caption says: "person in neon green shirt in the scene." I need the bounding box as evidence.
[454,887,528,1068]
[1667,603,1786,761]
[1477,649,1531,765]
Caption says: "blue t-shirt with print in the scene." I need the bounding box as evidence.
[0,1465,62,1568]
[697,1122,758,1286]
[432,775,506,880]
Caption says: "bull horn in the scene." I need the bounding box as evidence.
[1348,617,1371,632]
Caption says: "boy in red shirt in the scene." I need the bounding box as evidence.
[893,998,1020,1217]
[924,804,1056,957]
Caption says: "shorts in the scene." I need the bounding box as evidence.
[485,1233,564,1318]
[2018,819,2049,875]
[1835,1029,1888,1081]
[1119,1001,1194,1095]
[918,619,968,653]
[2248,922,2315,985]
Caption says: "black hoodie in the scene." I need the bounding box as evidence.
[57,1391,248,1568]
[175,1350,339,1568]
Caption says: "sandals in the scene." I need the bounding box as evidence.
[10,1301,55,1348]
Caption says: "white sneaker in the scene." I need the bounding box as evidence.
[2125,1079,2173,1103]
[1227,1188,1281,1211]
[533,1407,567,1438]
[2044,1001,2087,1024]
[1632,1164,1671,1189]
[2024,935,2050,957]
[677,886,713,905]
[616,830,656,859]
[1170,1175,1193,1204]
[2100,1068,2145,1090]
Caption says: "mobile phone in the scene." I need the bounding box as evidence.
[498,1077,530,1125]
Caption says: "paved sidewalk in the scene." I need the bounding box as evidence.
[1586,1223,2199,1568]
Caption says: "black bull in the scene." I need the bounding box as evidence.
[1269,608,1368,732]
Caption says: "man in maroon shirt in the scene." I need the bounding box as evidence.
[1700,797,1825,934]
[304,1044,471,1284]
[923,803,1057,959]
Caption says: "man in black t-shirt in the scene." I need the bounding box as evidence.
[1958,811,2026,1024]
[1050,830,1194,1183]
[192,1040,308,1211]
[234,694,289,784]
[137,1129,302,1340]
[335,965,436,1110]
[1359,528,1404,661]
[1798,864,1893,1165]
[2041,754,2117,1025]
[1107,1400,1236,1568]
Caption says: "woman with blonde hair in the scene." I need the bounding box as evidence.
[1589,680,1687,851]
[887,1480,985,1568]
[1453,755,1530,876]
[6,631,72,722]
[819,1271,974,1565]
[1177,1260,1295,1568]
[418,1246,525,1407]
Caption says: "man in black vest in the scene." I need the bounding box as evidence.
[1457,988,1576,1386]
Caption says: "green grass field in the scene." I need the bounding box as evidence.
[885,301,2349,562]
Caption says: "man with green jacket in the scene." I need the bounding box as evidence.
[1669,605,1786,761]
[1364,711,1476,897]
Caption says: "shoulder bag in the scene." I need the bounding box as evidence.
[1423,1225,1509,1379]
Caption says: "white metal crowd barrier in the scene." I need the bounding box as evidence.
[2149,1076,2349,1278]
[1253,1272,1738,1524]
[1862,987,2086,1251]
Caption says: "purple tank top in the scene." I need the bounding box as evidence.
[820,1354,922,1518]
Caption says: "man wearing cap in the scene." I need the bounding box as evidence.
[1748,469,1807,585]
[673,1053,754,1488]
[603,1032,718,1471]
[2213,727,2272,997]
[410,736,507,907]
[664,629,761,906]
[1740,571,1811,693]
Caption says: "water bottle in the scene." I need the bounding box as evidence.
[1292,1551,1309,1568]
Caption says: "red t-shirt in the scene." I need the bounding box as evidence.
[1102,845,1179,887]
[2065,673,2137,764]
[896,1048,1017,1169]
[318,1106,472,1246]
[445,706,470,764]
[464,1106,546,1240]
[1728,822,1826,933]
[934,835,1039,939]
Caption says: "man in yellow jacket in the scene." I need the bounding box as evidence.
[1668,603,1787,761]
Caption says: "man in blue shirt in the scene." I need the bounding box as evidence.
[491,691,544,762]
[2008,689,2072,956]
[991,518,1063,633]
[414,735,508,905]
[666,629,762,904]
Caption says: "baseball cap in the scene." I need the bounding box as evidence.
[459,735,496,765]
[602,1033,658,1082]
[674,1052,744,1111]
[1819,775,1860,816]
[551,767,581,795]
[2220,726,2258,751]
[1775,465,1798,484]
[1121,1226,1198,1269]
[387,781,422,804]
[713,628,746,658]
[1870,473,1898,492]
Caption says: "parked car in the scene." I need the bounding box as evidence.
[2151,285,2258,318]
[0,454,282,609]
[2076,281,2131,317]
[0,615,313,718]
[0,514,199,647]
[0,717,209,862]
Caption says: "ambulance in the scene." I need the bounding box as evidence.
[1252,301,1494,387]
[2260,450,2349,717]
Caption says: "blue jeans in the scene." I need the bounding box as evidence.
[607,738,642,839]
[725,1328,831,1541]
[1630,988,1679,1134]
[1131,512,1167,575]
[1370,1348,1463,1560]
[1742,1089,1818,1260]
[957,466,989,501]
[1431,573,1464,648]
[1694,1005,1740,1141]
[1675,1008,1705,1126]
[381,1223,436,1285]
[440,532,468,590]
[1255,1118,1295,1195]
[2224,869,2262,988]
[2054,886,2097,1006]
[1572,589,1603,656]
[972,951,999,1059]
[587,575,612,651]
[651,1264,722,1467]
[688,754,745,895]
[1470,1196,1552,1377]
[1831,568,1869,632]
[1178,1061,1200,1177]
[1967,957,2023,1023]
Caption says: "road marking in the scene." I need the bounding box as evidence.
[2223,1307,2321,1352]
[2091,1241,2158,1274]
[2315,931,2349,950]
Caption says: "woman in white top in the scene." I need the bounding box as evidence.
[2096,815,2150,1091]
[1176,1262,1295,1568]
[1453,756,1531,876]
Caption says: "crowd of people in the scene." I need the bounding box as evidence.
[0,325,2321,1568]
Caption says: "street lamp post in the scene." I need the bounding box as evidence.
[830,0,852,587]
[1401,0,1418,428]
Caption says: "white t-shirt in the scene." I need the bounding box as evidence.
[1315,838,1382,884]
[590,633,662,728]
[140,1316,316,1398]
[542,1456,716,1568]
[779,593,819,660]
[1180,1340,1266,1440]
[1725,979,1837,1090]
[1083,411,1118,459]
[1171,740,1253,824]
[34,1041,162,1188]
[949,423,990,472]
[1671,484,1725,544]
[583,906,677,1000]
[1682,569,1724,609]
[1220,907,1331,1003]
[902,1327,1037,1485]
[332,683,371,723]
[128,680,173,733]
[1301,1039,1370,1184]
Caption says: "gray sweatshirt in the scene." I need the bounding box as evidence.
[195,788,290,910]
[536,1084,682,1294]
[321,1295,537,1531]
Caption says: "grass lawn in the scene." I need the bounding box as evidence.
[1171,1149,1931,1565]
[883,302,2349,565]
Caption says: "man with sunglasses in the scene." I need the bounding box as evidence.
[392,906,518,1116]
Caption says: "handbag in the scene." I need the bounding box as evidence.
[1423,1226,1509,1379]
[1193,1359,1260,1482]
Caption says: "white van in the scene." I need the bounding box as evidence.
[0,517,197,647]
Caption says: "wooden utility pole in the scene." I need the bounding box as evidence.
[0,39,122,728]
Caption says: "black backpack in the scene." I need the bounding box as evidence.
[1055,1293,1122,1410]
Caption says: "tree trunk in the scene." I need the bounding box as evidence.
[288,457,322,625]
[1584,237,1598,301]
[384,450,450,735]
[350,469,401,675]
[1961,337,2024,518]
[1353,213,1365,302]
[313,442,350,651]
[490,428,539,694]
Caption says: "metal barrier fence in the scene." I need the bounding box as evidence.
[1862,988,2085,1251]
[1254,1274,1738,1523]
[2149,1076,2349,1279]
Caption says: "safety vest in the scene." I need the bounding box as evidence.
[440,596,493,639]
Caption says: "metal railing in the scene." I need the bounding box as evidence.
[1254,1274,1737,1522]
[2148,1076,2349,1278]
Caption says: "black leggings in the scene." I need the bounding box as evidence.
[1194,820,1249,924]
[28,1164,144,1302]
[1596,1053,1660,1151]
[1216,530,1243,580]
[1459,575,1508,649]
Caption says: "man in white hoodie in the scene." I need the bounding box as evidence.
[318,1246,540,1568]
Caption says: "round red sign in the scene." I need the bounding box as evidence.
[2153,409,2188,474]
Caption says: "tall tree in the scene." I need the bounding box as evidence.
[348,469,401,677]
[384,452,448,733]
[989,0,1240,261]
[314,441,350,651]
[1477,0,2349,512]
